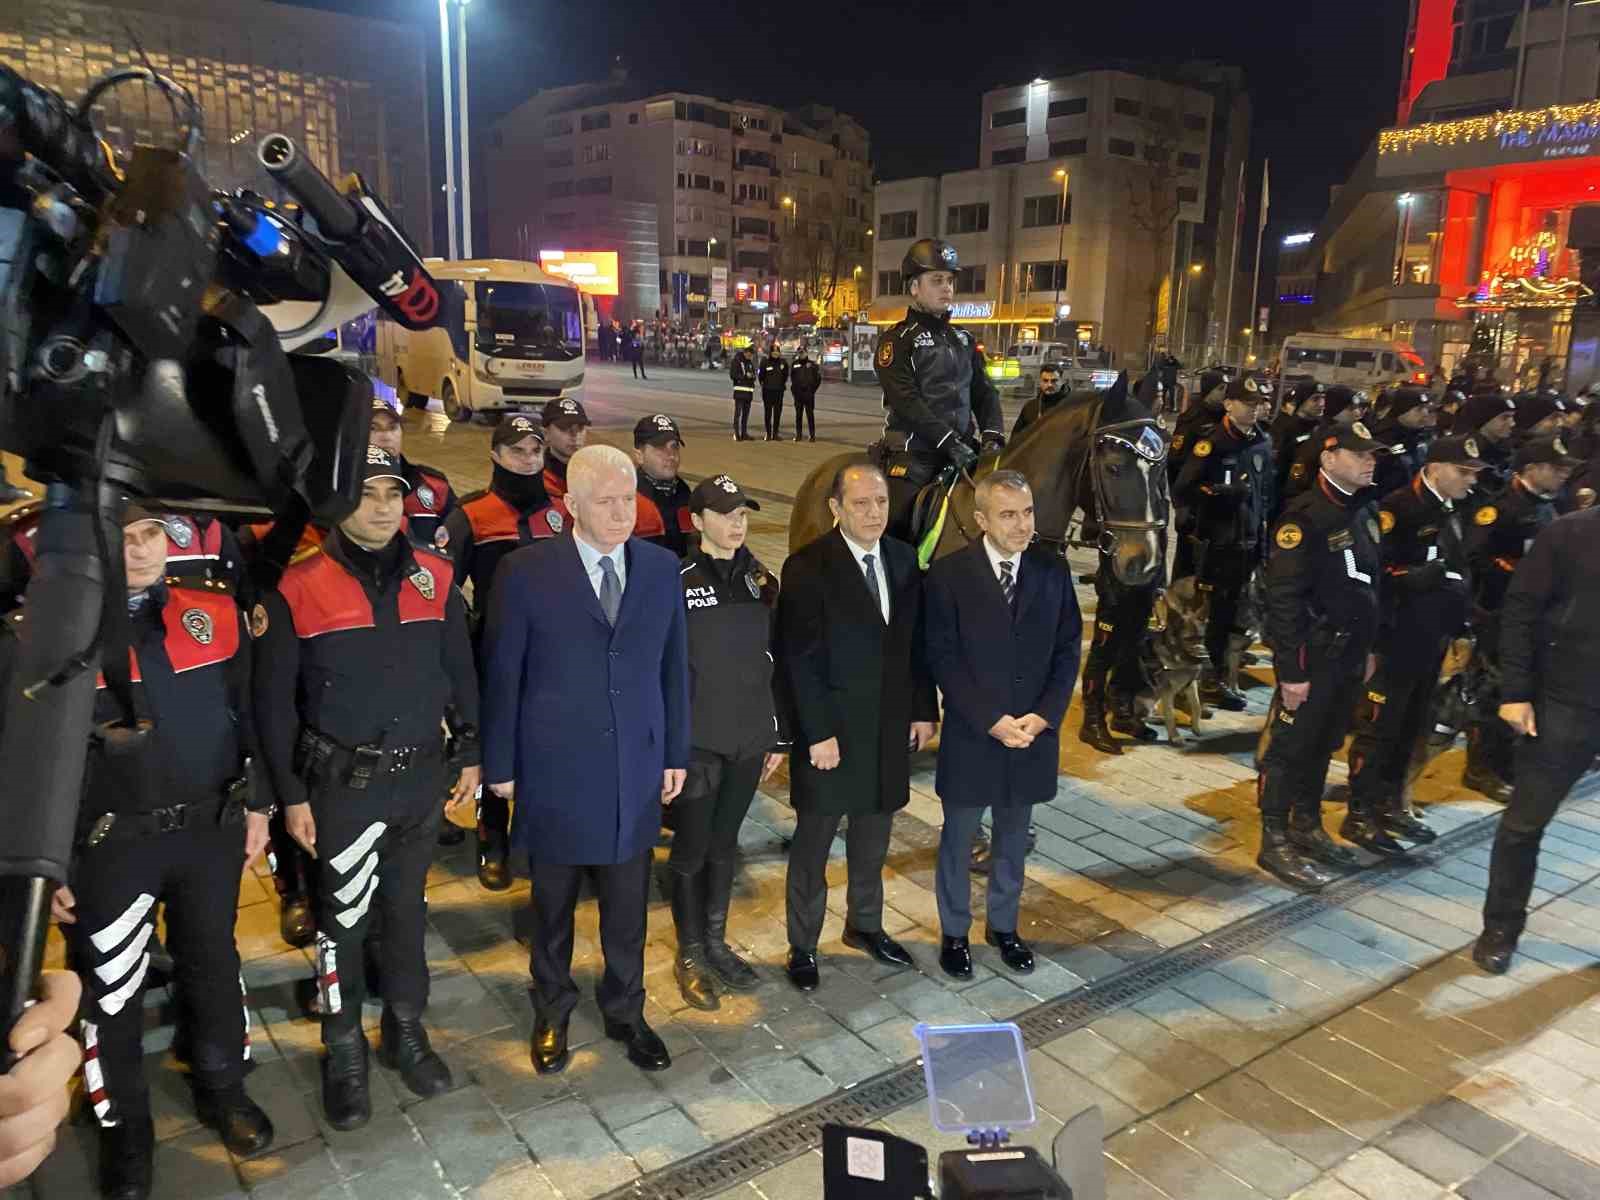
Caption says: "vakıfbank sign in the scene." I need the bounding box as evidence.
[1376,102,1600,178]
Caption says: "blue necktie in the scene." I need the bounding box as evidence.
[598,556,621,626]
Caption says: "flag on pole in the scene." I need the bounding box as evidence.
[1259,159,1271,232]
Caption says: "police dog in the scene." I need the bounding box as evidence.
[1142,576,1212,745]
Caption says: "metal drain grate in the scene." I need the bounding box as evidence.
[599,788,1595,1200]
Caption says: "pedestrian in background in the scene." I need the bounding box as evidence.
[759,344,790,441]
[790,345,822,442]
[729,346,757,441]
[627,323,649,380]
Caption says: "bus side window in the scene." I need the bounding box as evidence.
[444,282,469,361]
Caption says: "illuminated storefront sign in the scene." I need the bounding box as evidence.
[537,250,620,295]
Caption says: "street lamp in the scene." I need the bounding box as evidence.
[707,237,718,320]
[437,0,457,258]
[456,0,473,258]
[1176,262,1202,359]
[1052,167,1070,339]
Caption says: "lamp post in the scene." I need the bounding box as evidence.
[1052,167,1070,340]
[437,0,457,259]
[707,237,717,322]
[1176,262,1202,360]
[781,197,798,306]
[456,0,473,258]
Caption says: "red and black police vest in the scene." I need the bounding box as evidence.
[464,490,569,544]
[404,465,452,523]
[277,546,453,638]
[95,587,240,688]
[162,515,223,572]
[633,492,695,540]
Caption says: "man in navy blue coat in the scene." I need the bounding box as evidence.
[482,444,690,1076]
[922,470,1083,980]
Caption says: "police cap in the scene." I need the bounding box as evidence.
[492,414,544,449]
[361,446,410,489]
[1380,385,1434,422]
[1456,390,1516,433]
[1515,433,1582,470]
[1223,375,1268,403]
[542,397,592,428]
[689,474,761,515]
[1323,386,1368,422]
[1425,433,1488,470]
[900,238,960,281]
[370,398,402,425]
[1288,380,1325,407]
[1321,421,1387,453]
[1513,391,1569,430]
[634,413,686,448]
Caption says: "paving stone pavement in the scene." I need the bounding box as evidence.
[8,368,1600,1199]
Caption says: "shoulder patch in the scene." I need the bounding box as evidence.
[876,339,894,368]
[1289,462,1306,480]
[1379,510,1395,534]
[1474,505,1498,526]
[250,603,269,638]
[1577,487,1597,510]
[1275,522,1304,550]
[1171,434,1186,451]
[1192,439,1213,458]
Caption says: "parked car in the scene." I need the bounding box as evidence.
[989,341,1119,393]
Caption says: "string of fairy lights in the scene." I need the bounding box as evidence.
[1379,99,1600,154]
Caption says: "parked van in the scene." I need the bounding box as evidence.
[1278,335,1428,392]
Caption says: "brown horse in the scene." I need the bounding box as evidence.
[788,373,1169,587]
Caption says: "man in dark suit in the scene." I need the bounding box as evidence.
[775,460,939,991]
[922,470,1083,979]
[481,444,690,1076]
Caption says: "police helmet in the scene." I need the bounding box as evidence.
[901,238,960,281]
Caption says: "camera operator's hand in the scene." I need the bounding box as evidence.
[0,971,82,1187]
[285,803,317,859]
[48,885,76,927]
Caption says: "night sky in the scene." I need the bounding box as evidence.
[286,0,1408,255]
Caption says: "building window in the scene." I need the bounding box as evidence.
[544,148,573,168]
[677,239,709,257]
[1144,144,1170,164]
[1178,151,1202,170]
[1108,138,1136,157]
[676,100,731,129]
[1176,185,1199,204]
[1020,260,1067,292]
[1022,193,1071,227]
[575,175,612,195]
[736,250,769,270]
[737,149,775,170]
[582,143,611,164]
[1048,97,1088,118]
[738,113,771,132]
[544,116,573,137]
[737,217,771,237]
[677,137,717,157]
[628,112,639,125]
[991,146,1026,165]
[954,265,987,293]
[1112,98,1141,117]
[1049,138,1088,157]
[580,111,610,132]
[877,270,904,295]
[736,182,770,203]
[546,179,573,198]
[945,202,990,234]
[1182,113,1207,132]
[990,106,1027,129]
[880,210,918,239]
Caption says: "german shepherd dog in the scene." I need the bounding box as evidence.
[1142,576,1212,745]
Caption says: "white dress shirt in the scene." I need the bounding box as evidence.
[573,533,627,603]
[983,537,1020,588]
[840,532,890,622]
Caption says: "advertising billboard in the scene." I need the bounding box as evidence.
[538,250,620,296]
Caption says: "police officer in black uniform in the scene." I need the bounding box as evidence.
[368,400,457,554]
[1256,421,1389,891]
[729,346,757,441]
[669,474,787,1010]
[1172,376,1275,711]
[1269,382,1326,514]
[1368,385,1438,497]
[253,448,482,1130]
[1011,362,1066,440]
[1164,368,1225,491]
[791,345,822,442]
[1459,433,1579,801]
[632,414,694,555]
[9,507,275,1199]
[758,345,790,441]
[1453,390,1518,497]
[1280,386,1372,505]
[1345,434,1486,855]
[876,239,1005,528]
[1510,390,1571,443]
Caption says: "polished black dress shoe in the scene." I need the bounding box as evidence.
[985,929,1035,974]
[842,926,914,968]
[604,1018,672,1071]
[787,947,820,992]
[1200,681,1248,712]
[939,936,973,980]
[195,1085,275,1156]
[1472,930,1518,976]
[531,1016,571,1075]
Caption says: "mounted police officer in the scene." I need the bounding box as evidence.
[9,506,276,1199]
[367,400,457,554]
[1256,421,1389,891]
[632,414,695,555]
[876,239,1005,530]
[1171,376,1275,712]
[1460,433,1579,801]
[253,448,481,1130]
[1346,434,1485,856]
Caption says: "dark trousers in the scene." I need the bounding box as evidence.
[268,806,310,902]
[310,762,443,1042]
[1199,545,1252,673]
[669,750,763,877]
[1483,696,1600,936]
[527,850,651,1025]
[68,817,246,1126]
[1467,618,1515,777]
[786,808,894,950]
[631,355,647,379]
[1258,648,1366,816]
[1348,646,1445,807]
[762,391,785,437]
[733,392,753,438]
[936,803,1031,936]
[794,393,817,439]
[1082,563,1157,704]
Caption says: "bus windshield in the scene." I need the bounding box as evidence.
[476,282,583,359]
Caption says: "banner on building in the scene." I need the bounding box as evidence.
[671,272,688,317]
[711,265,728,305]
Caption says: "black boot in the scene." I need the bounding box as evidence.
[194,1081,274,1157]
[1472,927,1519,975]
[1200,671,1248,712]
[1078,694,1123,755]
[669,869,720,1010]
[703,857,759,992]
[1378,792,1437,844]
[98,1114,154,1200]
[378,1007,453,1098]
[1257,815,1336,892]
[1341,796,1410,858]
[1288,809,1359,869]
[1108,692,1159,742]
[321,1031,372,1130]
[1462,758,1514,803]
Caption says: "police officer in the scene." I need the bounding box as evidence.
[669,474,786,1010]
[729,345,757,441]
[443,415,566,889]
[1460,433,1579,801]
[791,344,822,442]
[877,239,1005,524]
[1172,376,1275,711]
[1345,434,1486,855]
[632,414,694,555]
[253,448,481,1129]
[1368,386,1438,496]
[1511,390,1571,442]
[758,343,790,441]
[159,512,245,595]
[540,396,591,501]
[1165,368,1225,488]
[1453,390,1518,497]
[1270,382,1325,511]
[1281,386,1371,504]
[1256,421,1389,891]
[7,507,275,1198]
[367,401,456,553]
[1011,362,1067,440]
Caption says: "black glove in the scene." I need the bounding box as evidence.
[980,435,1006,458]
[946,438,979,473]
